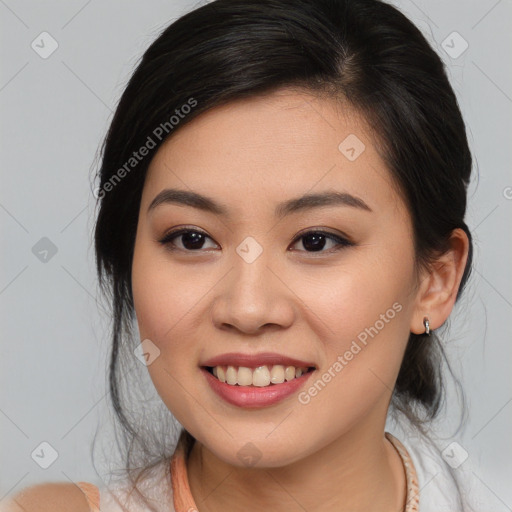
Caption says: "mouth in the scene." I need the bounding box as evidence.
[199,353,317,408]
[201,365,316,408]
[204,364,316,387]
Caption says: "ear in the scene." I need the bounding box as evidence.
[410,228,470,335]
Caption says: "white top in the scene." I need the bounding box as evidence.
[93,416,492,511]
[386,413,492,512]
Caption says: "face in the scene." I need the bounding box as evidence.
[131,88,421,468]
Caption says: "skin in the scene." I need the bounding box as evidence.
[131,87,469,512]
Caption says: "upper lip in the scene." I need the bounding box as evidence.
[201,352,316,369]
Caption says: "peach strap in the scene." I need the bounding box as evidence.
[171,433,199,512]
[385,432,420,512]
[76,481,101,512]
[171,431,421,512]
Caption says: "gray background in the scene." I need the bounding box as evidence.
[1,0,511,508]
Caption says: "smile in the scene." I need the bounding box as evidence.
[206,364,314,387]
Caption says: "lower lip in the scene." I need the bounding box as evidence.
[201,367,314,408]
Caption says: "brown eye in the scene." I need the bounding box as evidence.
[159,228,218,251]
[290,230,353,253]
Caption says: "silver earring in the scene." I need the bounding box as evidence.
[423,316,431,336]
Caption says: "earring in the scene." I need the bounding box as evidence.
[423,316,431,336]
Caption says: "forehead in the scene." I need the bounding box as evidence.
[143,88,404,217]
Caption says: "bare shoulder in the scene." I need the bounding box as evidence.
[1,482,90,512]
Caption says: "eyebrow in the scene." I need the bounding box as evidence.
[147,188,372,218]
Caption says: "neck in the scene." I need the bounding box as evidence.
[186,414,406,512]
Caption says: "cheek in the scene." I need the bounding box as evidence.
[131,243,207,425]
[132,242,206,344]
[293,257,411,342]
[289,266,411,438]
[291,248,415,394]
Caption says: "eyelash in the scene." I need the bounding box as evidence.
[157,226,354,254]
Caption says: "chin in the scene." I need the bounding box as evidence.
[195,431,318,469]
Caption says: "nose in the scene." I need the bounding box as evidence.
[210,247,295,335]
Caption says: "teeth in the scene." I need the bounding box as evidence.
[253,366,271,387]
[285,366,295,381]
[226,365,237,385]
[270,364,285,384]
[237,366,253,386]
[209,364,311,387]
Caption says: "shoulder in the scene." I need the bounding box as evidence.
[1,482,91,512]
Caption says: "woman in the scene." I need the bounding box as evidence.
[6,0,484,510]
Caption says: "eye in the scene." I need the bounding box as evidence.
[158,227,218,252]
[158,227,354,254]
[289,230,353,253]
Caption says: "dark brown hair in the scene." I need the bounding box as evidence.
[92,0,473,508]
